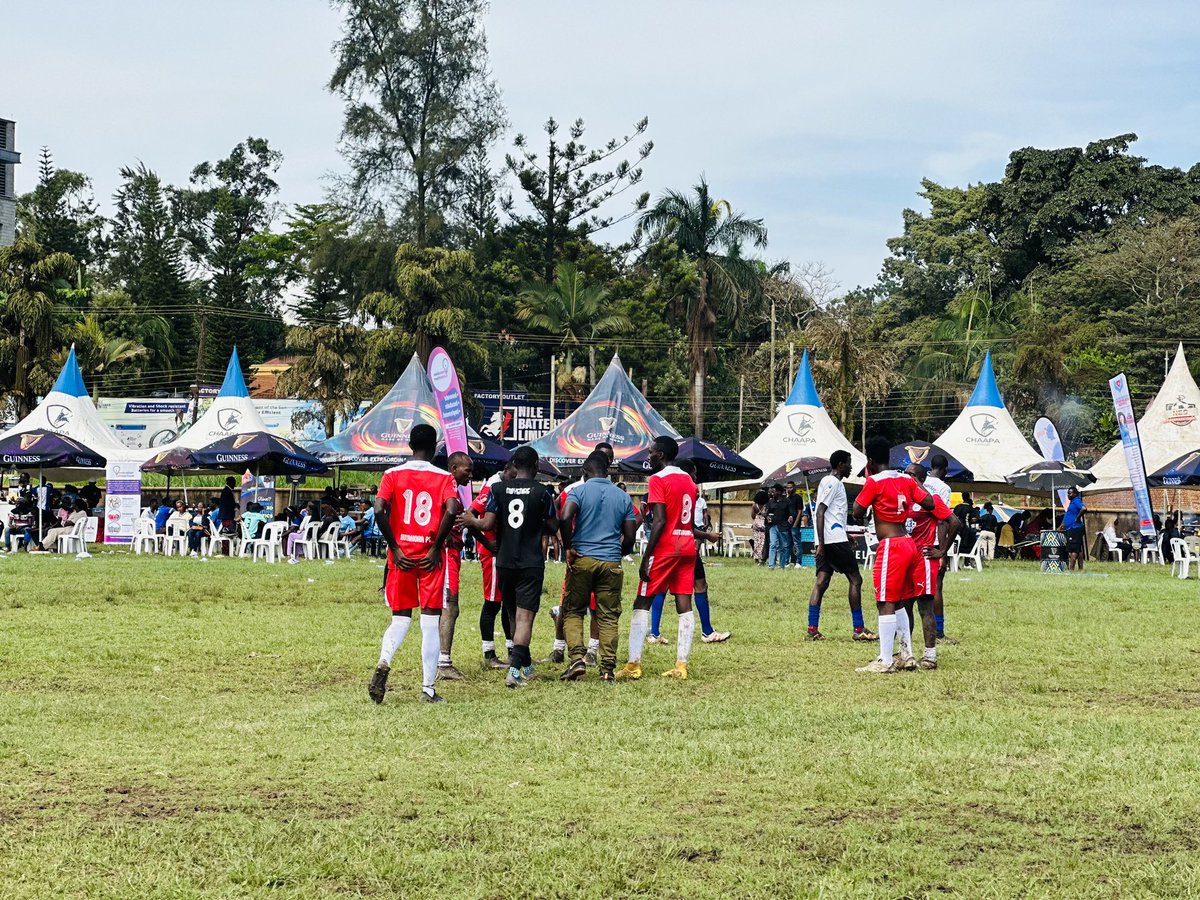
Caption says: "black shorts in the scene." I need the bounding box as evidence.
[499,566,545,613]
[694,554,706,581]
[817,541,858,577]
[1065,527,1085,553]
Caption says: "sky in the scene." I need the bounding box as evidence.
[7,0,1200,290]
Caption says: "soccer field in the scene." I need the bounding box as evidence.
[1,553,1199,898]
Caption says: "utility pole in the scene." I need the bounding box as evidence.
[498,366,505,442]
[548,354,557,431]
[737,374,745,447]
[191,299,208,424]
[789,342,795,384]
[769,297,777,410]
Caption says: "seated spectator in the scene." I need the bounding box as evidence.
[241,502,269,540]
[187,501,211,555]
[154,497,173,534]
[80,480,102,511]
[1102,522,1134,560]
[36,498,89,553]
[7,500,36,551]
[166,499,191,534]
[1162,516,1179,563]
[338,504,362,553]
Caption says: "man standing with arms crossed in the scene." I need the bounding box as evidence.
[852,436,940,674]
[617,436,697,681]
[558,450,639,682]
[807,450,876,643]
[368,424,461,704]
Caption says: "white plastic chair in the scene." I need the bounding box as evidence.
[236,522,257,558]
[722,526,751,558]
[57,517,89,555]
[958,536,984,571]
[132,518,160,555]
[1101,531,1125,563]
[945,536,962,572]
[248,520,287,563]
[1141,534,1164,565]
[863,535,879,570]
[162,522,189,557]
[1170,538,1193,579]
[206,526,236,557]
[295,519,323,560]
[318,522,350,559]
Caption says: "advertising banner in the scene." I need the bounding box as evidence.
[103,459,142,544]
[475,390,573,447]
[1109,373,1157,538]
[428,348,472,507]
[96,398,189,451]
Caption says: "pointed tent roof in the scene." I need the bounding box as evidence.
[525,354,682,468]
[308,354,445,468]
[726,351,866,489]
[1087,343,1200,493]
[932,351,1042,487]
[132,348,269,462]
[0,345,131,468]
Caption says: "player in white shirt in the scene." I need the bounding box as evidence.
[806,450,876,642]
[927,454,956,643]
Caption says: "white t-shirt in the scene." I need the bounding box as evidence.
[814,474,849,545]
[926,475,951,506]
[694,495,708,529]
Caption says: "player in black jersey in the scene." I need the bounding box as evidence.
[463,446,558,688]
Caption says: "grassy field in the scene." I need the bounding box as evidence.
[1,550,1199,898]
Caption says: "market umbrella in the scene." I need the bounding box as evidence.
[436,435,512,479]
[763,456,833,485]
[618,437,763,483]
[140,446,206,501]
[889,440,973,481]
[1146,449,1200,487]
[1004,460,1096,528]
[192,432,329,477]
[0,429,107,540]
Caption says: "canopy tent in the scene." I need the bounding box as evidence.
[718,350,865,492]
[931,351,1042,489]
[1087,344,1200,493]
[191,432,328,477]
[133,348,269,462]
[889,440,973,482]
[1147,449,1200,487]
[0,346,132,480]
[618,437,762,482]
[309,353,492,470]
[524,353,682,470]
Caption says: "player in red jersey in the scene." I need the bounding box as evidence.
[617,436,697,681]
[851,435,938,674]
[368,424,460,704]
[900,462,958,670]
[436,452,473,682]
[471,463,515,669]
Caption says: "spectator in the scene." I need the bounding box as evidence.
[1102,521,1134,561]
[977,502,999,560]
[1061,487,1086,571]
[6,500,36,550]
[765,483,794,570]
[79,480,102,511]
[786,481,806,567]
[154,497,173,534]
[241,502,269,540]
[187,501,211,555]
[218,477,238,531]
[338,504,362,553]
[35,498,89,553]
[953,492,978,553]
[751,489,769,564]
[166,499,191,534]
[1163,515,1179,564]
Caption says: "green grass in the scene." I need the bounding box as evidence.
[1,552,1199,898]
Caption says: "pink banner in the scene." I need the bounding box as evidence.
[428,347,472,506]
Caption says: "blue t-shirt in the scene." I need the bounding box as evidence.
[567,478,636,562]
[154,505,171,530]
[361,507,379,537]
[339,514,357,534]
[1063,497,1085,530]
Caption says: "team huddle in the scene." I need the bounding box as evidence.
[365,426,961,704]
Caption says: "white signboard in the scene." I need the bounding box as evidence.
[103,459,142,544]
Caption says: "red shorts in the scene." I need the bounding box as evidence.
[638,553,696,598]
[872,536,921,604]
[913,552,939,598]
[480,550,498,604]
[444,549,461,600]
[385,548,446,611]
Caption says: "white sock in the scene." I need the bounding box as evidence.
[420,614,440,695]
[482,640,496,653]
[877,614,897,662]
[378,616,411,667]
[924,646,937,662]
[506,639,514,651]
[628,609,650,663]
[588,637,600,652]
[438,651,451,666]
[895,608,912,656]
[553,639,567,651]
[677,610,695,663]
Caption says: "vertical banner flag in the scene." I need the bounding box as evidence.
[1109,373,1157,538]
[103,459,142,544]
[1033,416,1069,508]
[427,348,473,507]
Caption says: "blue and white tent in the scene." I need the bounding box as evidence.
[932,351,1041,488]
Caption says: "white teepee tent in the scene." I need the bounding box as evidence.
[1087,343,1200,493]
[723,351,865,490]
[932,350,1042,488]
[132,348,268,463]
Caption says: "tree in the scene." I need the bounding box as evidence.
[277,322,372,436]
[639,177,767,437]
[0,234,77,416]
[16,147,106,270]
[505,116,652,281]
[451,146,500,249]
[109,163,188,310]
[515,261,631,383]
[67,315,149,396]
[329,0,505,245]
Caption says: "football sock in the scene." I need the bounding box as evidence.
[479,601,499,643]
[511,644,531,668]
[378,615,411,667]
[506,639,514,651]
[877,614,897,663]
[553,639,567,652]
[935,614,945,635]
[694,592,713,636]
[482,640,496,654]
[895,608,912,656]
[851,607,864,632]
[677,610,695,663]
[808,604,821,630]
[924,647,937,662]
[588,637,600,653]
[650,593,667,636]
[419,614,440,695]
[628,609,650,663]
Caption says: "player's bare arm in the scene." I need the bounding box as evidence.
[620,519,638,557]
[422,498,461,572]
[926,511,959,560]
[560,498,579,565]
[639,501,667,583]
[375,496,414,570]
[814,502,828,559]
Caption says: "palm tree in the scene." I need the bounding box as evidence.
[639,177,767,436]
[515,262,631,384]
[0,234,77,416]
[278,322,372,437]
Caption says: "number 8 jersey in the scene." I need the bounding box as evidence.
[377,460,459,558]
[485,477,556,569]
[648,465,698,558]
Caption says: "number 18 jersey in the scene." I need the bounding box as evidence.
[648,465,698,558]
[485,477,556,569]
[377,460,458,559]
